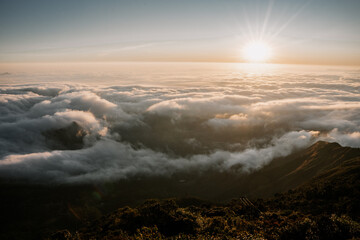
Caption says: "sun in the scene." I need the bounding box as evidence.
[243,41,272,63]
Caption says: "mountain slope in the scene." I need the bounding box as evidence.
[47,146,360,239]
[268,155,360,219]
[246,141,360,197]
[1,141,360,240]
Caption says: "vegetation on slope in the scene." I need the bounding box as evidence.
[48,197,360,240]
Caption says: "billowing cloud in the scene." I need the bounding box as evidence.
[326,129,360,148]
[0,65,359,182]
[0,130,317,183]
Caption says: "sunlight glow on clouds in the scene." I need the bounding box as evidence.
[0,63,360,183]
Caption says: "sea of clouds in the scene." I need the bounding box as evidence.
[0,63,360,183]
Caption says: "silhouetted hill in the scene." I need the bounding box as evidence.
[280,141,360,187]
[0,141,360,239]
[43,122,87,150]
[267,155,360,219]
[46,142,360,239]
[242,141,360,197]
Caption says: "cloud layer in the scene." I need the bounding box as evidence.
[1,64,360,183]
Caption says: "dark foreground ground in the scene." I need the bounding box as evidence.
[48,196,360,240]
[1,141,360,239]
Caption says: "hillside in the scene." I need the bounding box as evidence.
[266,155,360,219]
[244,141,360,197]
[47,142,360,240]
[0,141,359,239]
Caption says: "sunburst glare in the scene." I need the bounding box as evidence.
[243,41,272,63]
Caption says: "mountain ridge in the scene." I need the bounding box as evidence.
[0,140,359,239]
[46,141,360,239]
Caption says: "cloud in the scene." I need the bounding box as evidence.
[28,91,118,118]
[0,130,317,183]
[0,66,359,182]
[326,128,360,148]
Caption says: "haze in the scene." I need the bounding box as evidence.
[1,0,360,65]
[1,62,359,182]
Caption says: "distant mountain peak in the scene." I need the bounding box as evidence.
[308,140,341,150]
[42,121,87,150]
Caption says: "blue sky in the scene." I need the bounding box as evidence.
[1,0,359,65]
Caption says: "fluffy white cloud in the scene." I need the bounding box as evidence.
[0,130,317,183]
[326,129,360,148]
[0,65,359,182]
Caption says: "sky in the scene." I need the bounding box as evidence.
[0,0,360,65]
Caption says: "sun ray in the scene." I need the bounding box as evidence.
[269,0,311,41]
[260,0,275,40]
